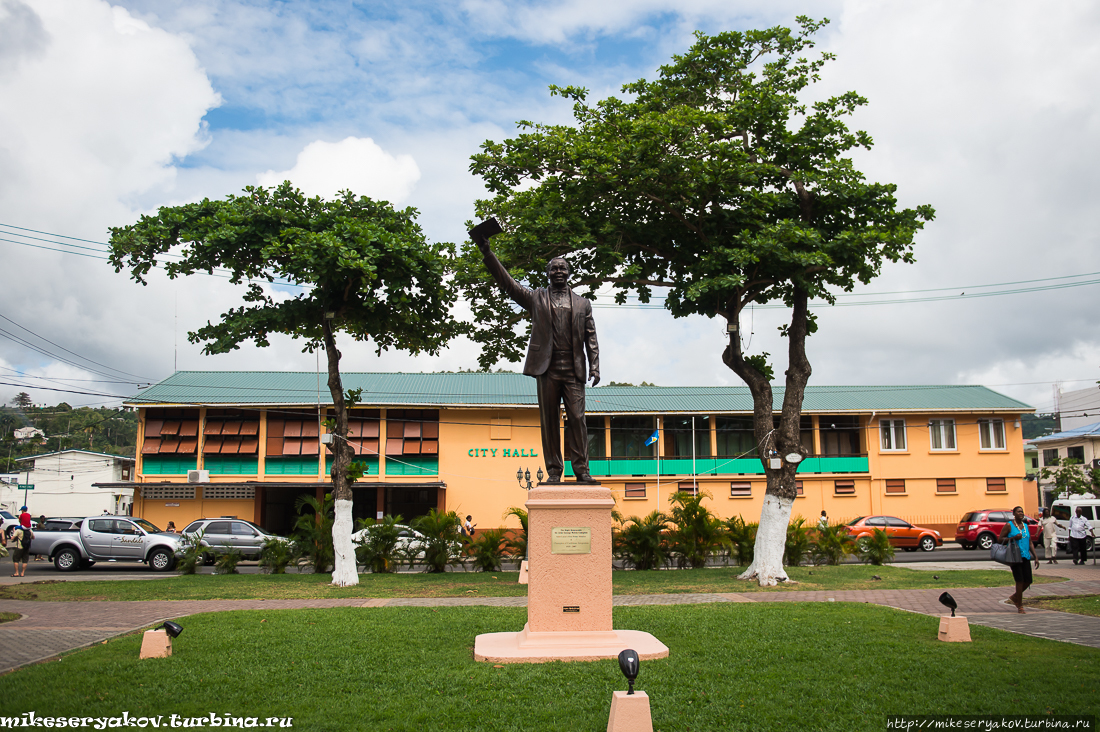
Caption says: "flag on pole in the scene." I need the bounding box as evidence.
[644,429,659,447]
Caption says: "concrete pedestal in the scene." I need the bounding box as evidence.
[607,691,653,732]
[937,616,972,642]
[474,485,668,663]
[139,629,172,659]
[518,559,529,585]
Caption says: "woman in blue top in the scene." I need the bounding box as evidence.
[998,506,1040,613]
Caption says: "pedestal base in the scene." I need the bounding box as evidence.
[139,629,172,659]
[607,691,653,732]
[518,560,529,585]
[475,623,668,663]
[937,616,972,642]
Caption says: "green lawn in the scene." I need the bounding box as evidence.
[1024,593,1100,617]
[0,603,1095,731]
[0,565,1056,602]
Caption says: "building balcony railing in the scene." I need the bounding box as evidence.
[565,455,869,478]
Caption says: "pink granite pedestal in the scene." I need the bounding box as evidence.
[607,691,654,732]
[475,485,668,663]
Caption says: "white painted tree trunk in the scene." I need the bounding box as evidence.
[331,498,359,587]
[737,493,794,587]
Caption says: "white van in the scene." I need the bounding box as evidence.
[1051,497,1099,553]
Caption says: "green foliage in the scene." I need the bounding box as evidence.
[175,531,205,575]
[784,516,812,567]
[857,528,896,566]
[214,548,244,575]
[353,515,406,573]
[502,507,528,559]
[725,515,759,567]
[1039,457,1096,497]
[293,493,335,573]
[467,528,509,572]
[409,509,462,573]
[0,403,138,460]
[810,523,858,566]
[258,538,295,575]
[614,510,670,570]
[667,491,728,569]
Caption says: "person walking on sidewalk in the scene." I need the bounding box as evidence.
[1068,506,1096,565]
[8,524,28,577]
[998,506,1040,613]
[1039,508,1065,564]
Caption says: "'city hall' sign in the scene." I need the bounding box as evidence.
[467,447,539,458]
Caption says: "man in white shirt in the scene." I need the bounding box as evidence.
[1068,507,1096,565]
[1039,508,1065,564]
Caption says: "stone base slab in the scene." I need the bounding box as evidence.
[607,690,653,732]
[475,623,669,664]
[938,615,972,642]
[139,629,172,659]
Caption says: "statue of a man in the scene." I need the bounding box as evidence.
[472,226,600,483]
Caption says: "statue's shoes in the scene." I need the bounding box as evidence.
[574,472,597,483]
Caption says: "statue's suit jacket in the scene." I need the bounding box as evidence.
[480,248,599,382]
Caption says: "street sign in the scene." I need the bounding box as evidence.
[17,484,33,490]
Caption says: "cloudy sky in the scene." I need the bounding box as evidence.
[1,0,1098,415]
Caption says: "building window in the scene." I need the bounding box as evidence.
[795,480,803,496]
[820,415,862,457]
[587,417,606,458]
[143,409,200,455]
[677,481,698,497]
[663,416,711,458]
[266,412,322,456]
[885,479,905,494]
[936,478,957,493]
[880,420,907,451]
[624,482,646,498]
[385,410,439,456]
[715,416,756,457]
[834,479,855,495]
[800,416,815,456]
[203,485,256,500]
[929,419,956,451]
[730,481,751,497]
[1030,456,1039,469]
[1043,448,1059,466]
[986,477,1006,492]
[141,485,196,500]
[610,416,656,458]
[1067,446,1085,463]
[978,419,1006,450]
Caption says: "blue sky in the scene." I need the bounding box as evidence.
[1,0,1099,413]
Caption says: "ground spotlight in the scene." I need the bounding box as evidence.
[158,621,184,638]
[938,592,957,617]
[618,649,639,695]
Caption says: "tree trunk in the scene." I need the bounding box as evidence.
[323,320,359,587]
[724,289,811,586]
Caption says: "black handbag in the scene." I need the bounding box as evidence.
[990,540,1022,565]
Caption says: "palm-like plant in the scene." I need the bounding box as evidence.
[784,516,812,567]
[259,537,295,574]
[667,491,728,569]
[857,528,896,566]
[725,515,758,567]
[502,506,528,560]
[292,492,335,573]
[410,509,462,573]
[810,523,858,566]
[353,514,406,573]
[614,510,669,570]
[468,528,509,572]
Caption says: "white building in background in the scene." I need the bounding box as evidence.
[1057,385,1100,431]
[13,426,44,442]
[4,450,135,517]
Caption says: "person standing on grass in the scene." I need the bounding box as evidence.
[8,524,27,577]
[1039,507,1065,564]
[998,505,1040,613]
[1068,506,1096,565]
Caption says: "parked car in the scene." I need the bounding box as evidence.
[181,518,289,563]
[844,516,943,552]
[1050,498,1099,553]
[39,517,84,532]
[0,510,19,534]
[29,516,181,572]
[955,509,1042,551]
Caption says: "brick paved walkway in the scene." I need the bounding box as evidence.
[1,565,1098,674]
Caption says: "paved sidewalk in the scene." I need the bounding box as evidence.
[2,567,1098,674]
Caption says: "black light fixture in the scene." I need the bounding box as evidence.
[157,621,184,638]
[618,649,640,695]
[938,592,957,618]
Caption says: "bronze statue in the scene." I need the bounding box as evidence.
[470,220,600,483]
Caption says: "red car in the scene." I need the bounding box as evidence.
[955,510,1042,551]
[844,516,943,552]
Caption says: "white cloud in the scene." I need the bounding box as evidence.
[257,136,420,203]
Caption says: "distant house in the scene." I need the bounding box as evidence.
[1027,422,1100,502]
[3,450,135,517]
[13,426,44,442]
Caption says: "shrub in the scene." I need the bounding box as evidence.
[292,493,335,573]
[214,548,243,575]
[259,537,295,574]
[810,523,858,566]
[614,511,669,570]
[468,528,509,572]
[784,516,812,567]
[354,515,406,573]
[857,528,896,566]
[502,507,528,560]
[410,509,462,573]
[175,531,205,575]
[667,491,729,568]
[725,515,758,567]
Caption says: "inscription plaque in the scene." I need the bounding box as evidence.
[551,527,591,555]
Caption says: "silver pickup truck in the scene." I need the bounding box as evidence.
[29,516,181,572]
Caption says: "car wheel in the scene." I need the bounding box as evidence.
[149,548,174,572]
[857,538,871,552]
[919,536,936,552]
[977,533,996,551]
[53,547,80,572]
[202,552,216,566]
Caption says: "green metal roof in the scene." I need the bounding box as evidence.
[127,372,1033,414]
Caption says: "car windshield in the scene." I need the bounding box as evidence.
[133,518,162,534]
[0,511,14,520]
[961,512,981,522]
[847,517,866,526]
[244,520,273,535]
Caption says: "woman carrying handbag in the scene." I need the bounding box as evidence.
[998,506,1040,613]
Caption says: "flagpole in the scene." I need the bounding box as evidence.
[656,417,660,512]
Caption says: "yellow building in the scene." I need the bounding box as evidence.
[110,372,1036,539]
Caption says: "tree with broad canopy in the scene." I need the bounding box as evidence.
[109,182,463,587]
[457,18,934,585]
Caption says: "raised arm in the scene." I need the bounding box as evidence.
[473,235,535,312]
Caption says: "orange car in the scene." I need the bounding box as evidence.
[844,515,943,552]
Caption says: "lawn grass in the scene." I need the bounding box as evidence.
[0,603,1095,731]
[1024,593,1100,617]
[0,564,1057,602]
[0,612,19,623]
